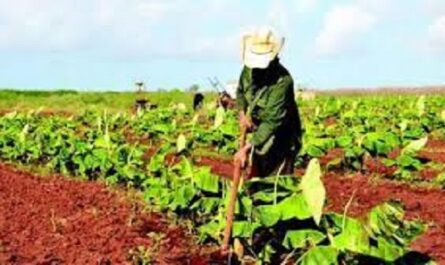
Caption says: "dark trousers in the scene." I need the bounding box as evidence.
[249,146,298,178]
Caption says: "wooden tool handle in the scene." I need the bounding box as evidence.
[221,126,247,253]
[239,126,247,149]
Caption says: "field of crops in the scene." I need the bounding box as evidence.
[1,91,445,264]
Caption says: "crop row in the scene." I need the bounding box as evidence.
[0,95,441,263]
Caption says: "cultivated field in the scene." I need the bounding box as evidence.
[1,90,445,264]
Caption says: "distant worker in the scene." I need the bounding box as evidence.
[208,77,236,110]
[217,91,236,110]
[234,28,302,177]
[193,92,205,111]
[133,81,157,112]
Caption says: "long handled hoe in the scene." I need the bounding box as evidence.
[221,126,247,254]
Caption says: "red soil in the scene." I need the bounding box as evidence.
[426,139,445,151]
[3,145,445,263]
[0,164,207,265]
[363,156,398,177]
[142,147,159,162]
[323,173,445,263]
[201,157,445,264]
[420,168,441,181]
[418,151,445,163]
[388,148,402,160]
[124,130,151,146]
[324,116,337,127]
[319,148,344,167]
[417,139,445,164]
[196,157,233,180]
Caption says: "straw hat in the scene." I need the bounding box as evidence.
[241,27,284,69]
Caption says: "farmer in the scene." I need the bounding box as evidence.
[217,91,236,110]
[234,28,302,177]
[193,92,205,111]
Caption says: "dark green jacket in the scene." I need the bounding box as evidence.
[236,60,302,154]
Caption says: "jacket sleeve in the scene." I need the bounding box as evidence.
[236,68,249,112]
[251,76,292,147]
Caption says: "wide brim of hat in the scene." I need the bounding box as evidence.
[243,49,276,69]
[242,36,283,69]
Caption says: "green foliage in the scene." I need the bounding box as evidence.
[213,106,225,128]
[301,159,325,225]
[0,93,441,264]
[402,136,428,154]
[176,134,187,153]
[300,247,338,265]
[190,161,428,264]
[283,230,326,249]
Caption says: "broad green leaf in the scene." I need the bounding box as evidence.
[332,217,370,254]
[233,221,260,238]
[19,124,29,142]
[194,167,219,193]
[237,196,253,217]
[300,159,325,225]
[416,95,425,116]
[174,157,194,179]
[343,110,355,118]
[336,136,353,148]
[213,106,225,128]
[300,246,338,265]
[399,120,408,131]
[315,106,320,117]
[192,113,200,125]
[148,153,165,173]
[191,197,220,214]
[206,102,217,110]
[363,132,400,155]
[402,136,428,154]
[324,213,346,234]
[312,138,336,149]
[176,134,187,153]
[369,238,404,261]
[153,123,171,133]
[92,148,108,162]
[175,103,187,111]
[368,201,425,246]
[171,184,196,210]
[282,230,325,249]
[279,193,312,220]
[198,220,223,241]
[252,191,289,203]
[306,145,324,157]
[94,136,109,149]
[327,157,343,169]
[441,110,445,122]
[396,154,418,167]
[256,205,281,227]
